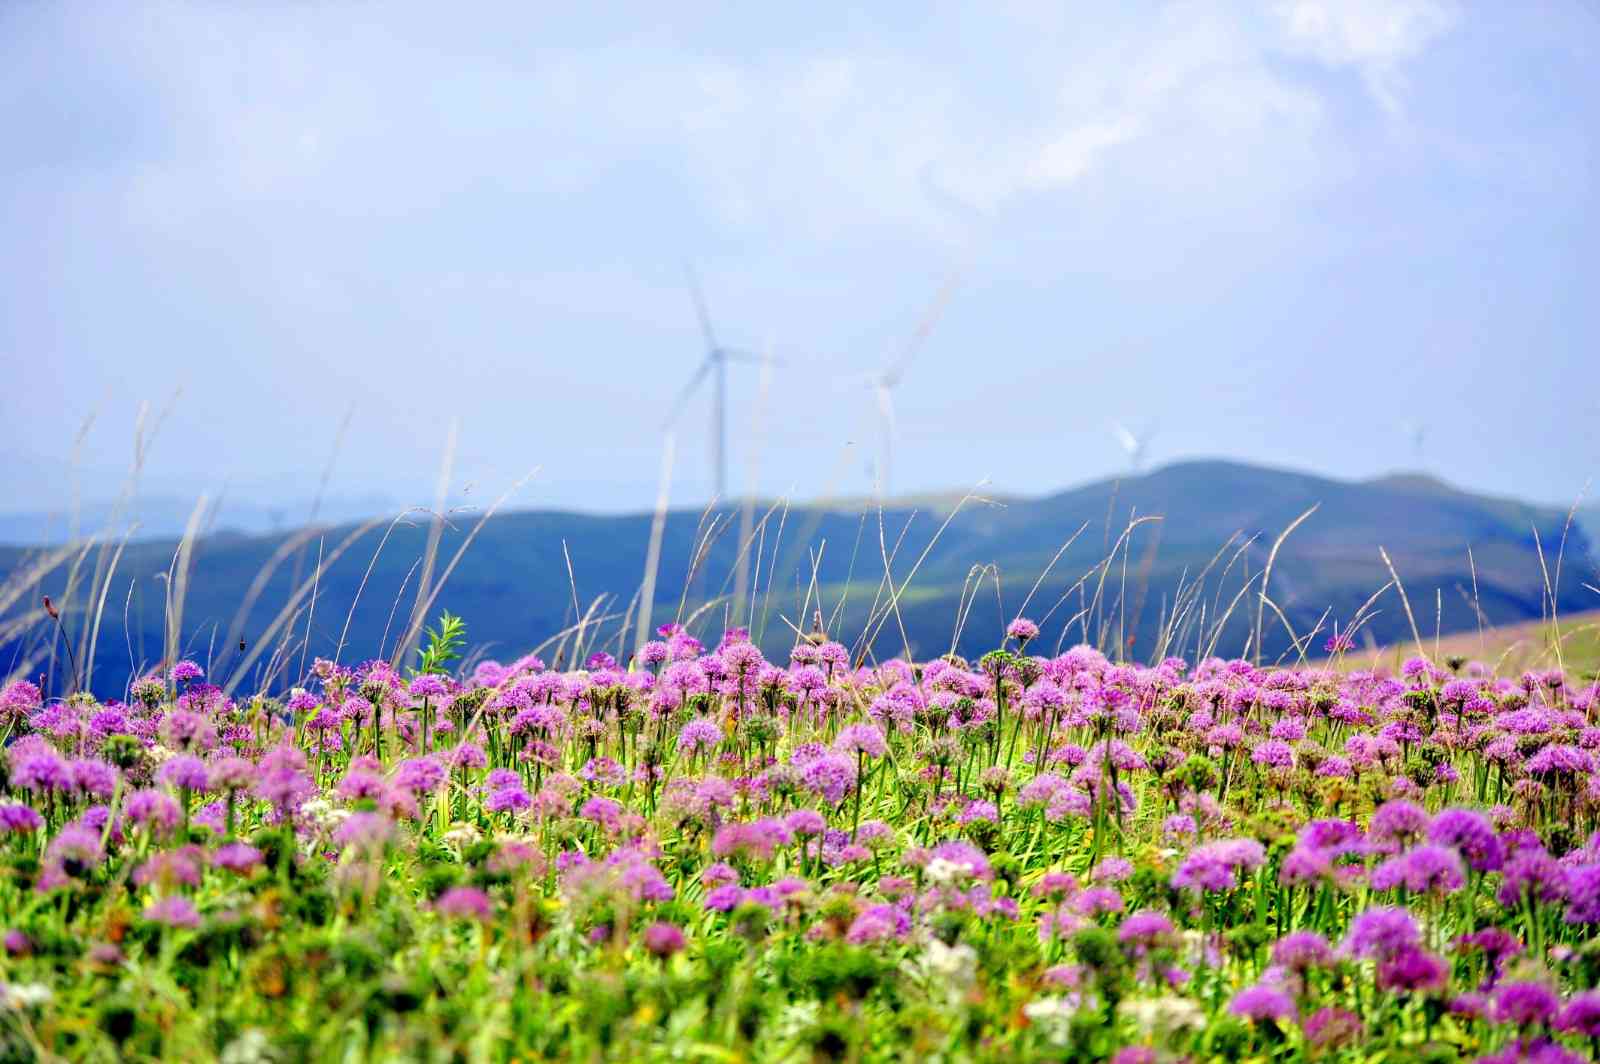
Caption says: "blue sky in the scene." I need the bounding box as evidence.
[3,1,1597,519]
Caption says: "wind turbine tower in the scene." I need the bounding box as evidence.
[662,266,780,499]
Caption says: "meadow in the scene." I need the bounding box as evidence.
[3,595,1600,1061]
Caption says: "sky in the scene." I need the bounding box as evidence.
[3,0,1598,524]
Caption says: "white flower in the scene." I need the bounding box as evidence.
[1119,995,1205,1036]
[773,1000,821,1042]
[297,798,336,830]
[924,857,973,885]
[1022,996,1076,1045]
[902,937,979,1004]
[442,824,481,848]
[1,982,54,1009]
[220,1028,277,1064]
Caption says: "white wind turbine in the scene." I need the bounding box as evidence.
[1110,420,1157,472]
[662,265,782,499]
[858,272,964,498]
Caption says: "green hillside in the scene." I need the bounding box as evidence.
[4,460,1595,698]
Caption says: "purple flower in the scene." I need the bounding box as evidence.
[409,674,449,700]
[1376,946,1449,995]
[642,921,686,958]
[123,789,182,835]
[846,903,911,944]
[143,895,200,928]
[1498,848,1568,908]
[0,803,43,834]
[1343,906,1420,961]
[159,754,211,793]
[396,756,446,794]
[170,660,204,684]
[801,753,858,805]
[784,809,827,836]
[1493,982,1560,1027]
[1369,800,1431,851]
[1230,984,1295,1023]
[212,842,264,873]
[1429,808,1505,873]
[579,796,624,830]
[834,722,888,759]
[676,718,722,755]
[1171,838,1264,893]
[704,884,745,912]
[1117,910,1175,947]
[10,747,70,792]
[1251,739,1294,769]
[1371,844,1465,896]
[1007,617,1040,644]
[1555,991,1600,1037]
[433,886,494,923]
[1565,863,1600,924]
[1272,931,1335,971]
[68,759,118,800]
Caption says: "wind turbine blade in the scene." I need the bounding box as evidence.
[660,360,713,429]
[1109,420,1138,455]
[874,383,898,439]
[683,262,718,352]
[883,269,964,386]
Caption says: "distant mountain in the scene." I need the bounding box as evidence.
[3,460,1594,699]
[0,492,397,545]
[1580,503,1600,553]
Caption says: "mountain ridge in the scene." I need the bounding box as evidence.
[2,459,1593,698]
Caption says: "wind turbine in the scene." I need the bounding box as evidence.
[1400,419,1427,468]
[662,266,780,499]
[1109,420,1157,472]
[859,272,963,498]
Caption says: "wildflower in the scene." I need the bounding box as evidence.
[159,754,211,793]
[0,804,43,834]
[170,660,204,684]
[1343,906,1420,961]
[409,674,449,700]
[1229,984,1295,1023]
[845,904,910,943]
[642,921,686,958]
[1498,847,1568,907]
[1371,844,1465,896]
[677,717,722,755]
[1272,931,1335,971]
[1555,991,1600,1037]
[1429,808,1505,872]
[433,886,494,923]
[1303,1006,1362,1050]
[1171,838,1265,893]
[1376,946,1450,994]
[1007,617,1040,645]
[1369,800,1431,851]
[1117,910,1175,948]
[212,842,264,873]
[834,722,888,758]
[395,756,446,795]
[1493,982,1560,1027]
[143,895,201,929]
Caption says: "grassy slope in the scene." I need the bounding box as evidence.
[1330,606,1600,680]
[3,460,1595,697]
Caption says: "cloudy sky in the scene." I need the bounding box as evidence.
[4,1,1597,519]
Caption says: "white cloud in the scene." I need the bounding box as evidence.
[1269,0,1460,114]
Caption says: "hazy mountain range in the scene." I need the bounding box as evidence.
[3,460,1595,699]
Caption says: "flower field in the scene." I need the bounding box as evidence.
[3,617,1600,1062]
